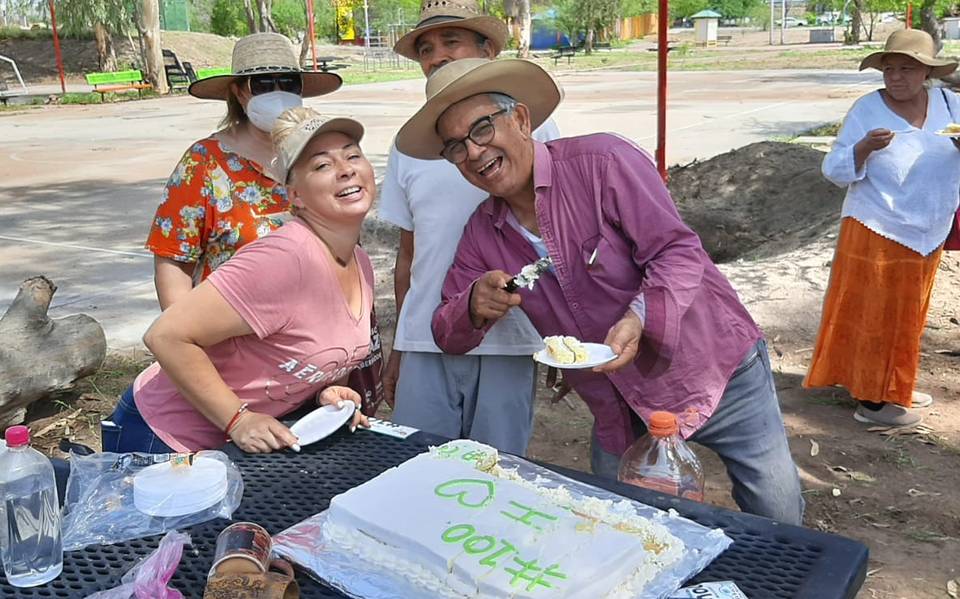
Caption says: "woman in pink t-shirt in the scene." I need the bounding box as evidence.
[104,107,375,453]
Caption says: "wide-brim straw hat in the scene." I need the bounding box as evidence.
[274,112,365,183]
[393,0,508,61]
[395,58,562,160]
[859,29,958,79]
[189,32,342,100]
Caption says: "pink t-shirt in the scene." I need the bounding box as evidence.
[134,218,374,451]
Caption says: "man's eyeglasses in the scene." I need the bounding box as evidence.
[247,73,303,96]
[440,109,510,164]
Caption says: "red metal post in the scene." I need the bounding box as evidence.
[305,0,319,71]
[905,3,913,28]
[656,0,668,181]
[48,0,66,94]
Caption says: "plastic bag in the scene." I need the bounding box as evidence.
[62,450,243,551]
[84,530,190,599]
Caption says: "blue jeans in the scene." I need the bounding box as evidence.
[101,386,174,454]
[392,352,537,456]
[591,339,805,525]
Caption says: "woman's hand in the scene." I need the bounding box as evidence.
[318,385,370,432]
[854,129,894,172]
[229,412,299,453]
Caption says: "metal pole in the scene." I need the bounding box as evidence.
[363,0,371,49]
[780,0,786,44]
[769,0,774,45]
[48,0,65,94]
[305,0,319,71]
[656,0,668,181]
[906,3,912,28]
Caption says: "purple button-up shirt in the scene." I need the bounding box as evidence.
[432,134,762,455]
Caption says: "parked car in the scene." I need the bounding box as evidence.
[775,16,805,27]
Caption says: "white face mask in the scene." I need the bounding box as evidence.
[246,91,302,132]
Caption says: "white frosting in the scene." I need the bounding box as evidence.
[322,440,684,598]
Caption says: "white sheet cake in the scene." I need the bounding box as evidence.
[321,439,684,598]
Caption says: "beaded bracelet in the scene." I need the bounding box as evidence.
[224,403,250,437]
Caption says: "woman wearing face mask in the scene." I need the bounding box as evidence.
[144,32,342,310]
[106,107,376,454]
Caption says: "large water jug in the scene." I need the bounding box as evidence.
[0,425,63,587]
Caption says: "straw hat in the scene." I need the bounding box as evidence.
[273,112,365,183]
[393,0,508,61]
[189,32,342,100]
[395,58,562,160]
[859,29,958,79]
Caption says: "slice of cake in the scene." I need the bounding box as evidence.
[543,335,588,365]
[321,440,684,598]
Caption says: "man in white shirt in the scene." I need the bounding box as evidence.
[381,0,560,454]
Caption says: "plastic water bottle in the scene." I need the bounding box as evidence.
[0,426,63,587]
[618,411,705,501]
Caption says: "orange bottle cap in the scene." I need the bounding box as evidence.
[648,411,679,437]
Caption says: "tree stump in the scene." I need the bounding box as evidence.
[0,277,106,427]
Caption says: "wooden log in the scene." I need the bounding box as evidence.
[0,276,106,427]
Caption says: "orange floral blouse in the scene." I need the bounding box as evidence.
[145,136,290,282]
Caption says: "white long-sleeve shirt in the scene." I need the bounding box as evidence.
[822,88,960,255]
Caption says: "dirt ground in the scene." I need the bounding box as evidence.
[20,142,960,598]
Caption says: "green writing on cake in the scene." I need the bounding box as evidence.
[478,539,517,567]
[505,557,568,591]
[435,479,495,509]
[463,534,496,554]
[437,445,461,458]
[442,524,476,543]
[500,500,559,531]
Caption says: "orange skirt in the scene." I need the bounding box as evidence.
[803,218,942,407]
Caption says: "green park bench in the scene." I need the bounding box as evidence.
[84,70,152,100]
[195,67,231,80]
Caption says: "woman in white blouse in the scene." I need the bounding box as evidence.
[804,29,960,427]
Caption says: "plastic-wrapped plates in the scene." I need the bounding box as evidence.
[133,456,229,518]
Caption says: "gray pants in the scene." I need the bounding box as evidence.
[591,340,805,525]
[392,352,537,456]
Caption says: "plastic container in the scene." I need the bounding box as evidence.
[0,426,63,587]
[618,411,705,501]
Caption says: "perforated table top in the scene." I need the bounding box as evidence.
[1,429,867,598]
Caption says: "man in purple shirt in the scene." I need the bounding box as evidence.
[396,58,803,525]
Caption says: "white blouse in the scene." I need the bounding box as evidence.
[822,88,960,255]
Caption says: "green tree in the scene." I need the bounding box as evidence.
[710,0,761,20]
[210,0,247,35]
[670,0,709,19]
[272,0,305,37]
[56,0,129,70]
[622,0,656,16]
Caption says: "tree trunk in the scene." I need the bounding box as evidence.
[93,22,117,72]
[243,0,260,33]
[259,0,278,32]
[0,277,106,427]
[848,0,863,44]
[136,0,168,94]
[585,27,595,54]
[921,0,942,53]
[516,0,531,58]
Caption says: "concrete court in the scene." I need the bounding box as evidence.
[0,68,879,349]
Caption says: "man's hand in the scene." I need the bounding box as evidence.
[382,350,402,408]
[318,385,370,432]
[594,310,643,373]
[229,412,299,453]
[469,270,521,328]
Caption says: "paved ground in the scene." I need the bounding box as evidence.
[0,68,878,348]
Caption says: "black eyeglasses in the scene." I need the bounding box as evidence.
[247,73,303,96]
[440,109,510,164]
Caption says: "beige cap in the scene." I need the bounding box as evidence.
[395,58,562,160]
[274,111,365,183]
[189,32,342,100]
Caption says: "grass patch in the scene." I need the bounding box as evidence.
[803,122,841,136]
[76,351,153,403]
[60,90,159,104]
[340,69,424,86]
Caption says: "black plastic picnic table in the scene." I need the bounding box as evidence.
[0,429,868,598]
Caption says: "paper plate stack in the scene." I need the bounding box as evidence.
[133,456,229,518]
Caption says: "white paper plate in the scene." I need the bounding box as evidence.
[533,343,617,369]
[289,402,355,450]
[133,456,229,518]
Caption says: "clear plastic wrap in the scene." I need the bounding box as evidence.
[62,451,243,551]
[274,451,732,599]
[83,530,190,599]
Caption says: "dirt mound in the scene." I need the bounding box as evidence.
[668,141,844,263]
